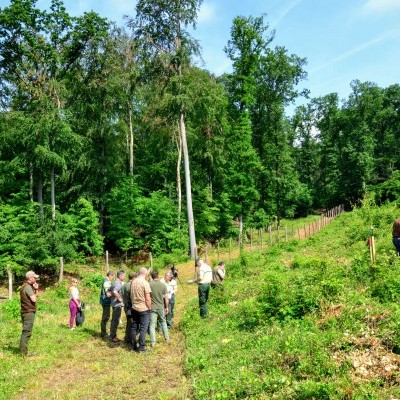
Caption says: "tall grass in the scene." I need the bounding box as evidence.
[182,201,400,399]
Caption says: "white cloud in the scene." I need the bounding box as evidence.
[310,28,400,74]
[363,0,400,13]
[272,0,303,28]
[197,2,216,24]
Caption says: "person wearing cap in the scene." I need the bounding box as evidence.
[195,258,212,318]
[19,271,40,356]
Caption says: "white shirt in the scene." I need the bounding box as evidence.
[69,287,79,300]
[198,263,212,284]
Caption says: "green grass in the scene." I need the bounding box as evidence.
[181,202,400,399]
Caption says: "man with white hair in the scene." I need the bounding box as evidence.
[19,271,40,356]
[195,258,212,318]
[130,267,152,352]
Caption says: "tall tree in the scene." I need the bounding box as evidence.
[128,0,203,258]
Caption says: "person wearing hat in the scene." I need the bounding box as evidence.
[195,258,212,318]
[19,271,40,356]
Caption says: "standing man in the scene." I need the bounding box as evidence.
[211,261,226,288]
[195,258,212,318]
[130,267,152,353]
[19,271,39,356]
[160,271,175,328]
[392,217,400,256]
[121,272,137,344]
[99,270,115,339]
[109,269,125,343]
[149,271,169,347]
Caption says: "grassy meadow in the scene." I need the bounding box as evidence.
[2,201,400,399]
[181,200,400,399]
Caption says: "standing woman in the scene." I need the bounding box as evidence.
[69,278,81,330]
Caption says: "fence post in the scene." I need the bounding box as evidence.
[105,250,109,273]
[297,227,300,240]
[59,257,64,283]
[149,251,153,271]
[7,265,12,300]
[260,229,264,250]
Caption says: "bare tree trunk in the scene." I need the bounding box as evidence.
[128,104,134,177]
[51,167,56,224]
[29,163,34,202]
[180,110,197,258]
[239,213,243,248]
[175,124,183,228]
[37,176,44,221]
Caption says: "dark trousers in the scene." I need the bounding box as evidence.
[19,312,35,355]
[198,283,210,318]
[131,309,150,351]
[167,294,175,327]
[124,308,132,343]
[100,304,111,337]
[110,306,122,339]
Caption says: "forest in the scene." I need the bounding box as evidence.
[1,0,400,276]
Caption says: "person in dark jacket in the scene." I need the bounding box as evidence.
[99,271,115,339]
[19,271,39,356]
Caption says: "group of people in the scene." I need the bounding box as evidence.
[18,258,225,356]
[100,267,178,352]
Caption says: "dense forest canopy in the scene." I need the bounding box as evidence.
[0,0,399,274]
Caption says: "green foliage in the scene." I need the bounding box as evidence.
[107,179,187,255]
[82,272,104,289]
[67,198,104,256]
[1,298,20,319]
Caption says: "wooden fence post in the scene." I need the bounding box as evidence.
[105,250,109,273]
[59,257,64,283]
[297,228,300,240]
[7,265,12,300]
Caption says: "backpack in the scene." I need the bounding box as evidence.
[100,279,112,305]
[75,309,85,326]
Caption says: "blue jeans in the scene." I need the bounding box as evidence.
[150,309,169,344]
[167,295,175,327]
[130,309,150,351]
[393,237,400,255]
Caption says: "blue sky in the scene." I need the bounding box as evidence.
[1,0,400,107]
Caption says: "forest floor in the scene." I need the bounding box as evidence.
[3,217,334,400]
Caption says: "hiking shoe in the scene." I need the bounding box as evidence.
[111,337,121,343]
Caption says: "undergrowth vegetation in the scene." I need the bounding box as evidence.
[182,200,400,399]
